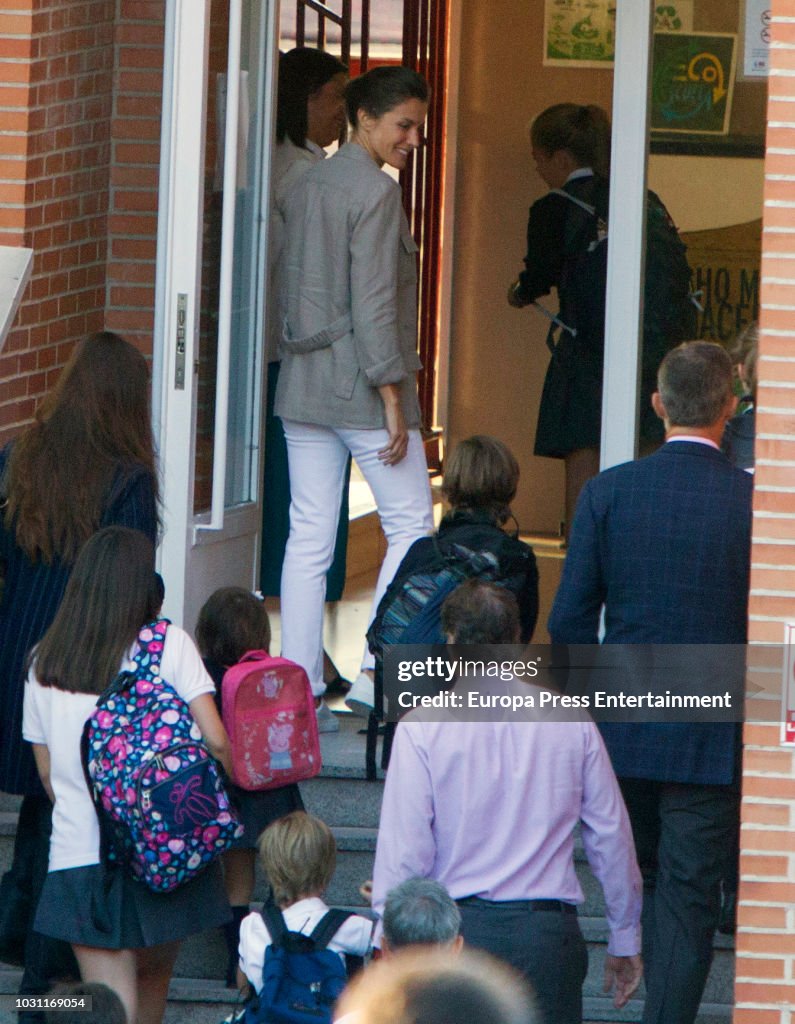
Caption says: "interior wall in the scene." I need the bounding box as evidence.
[446,1,613,534]
[445,3,765,534]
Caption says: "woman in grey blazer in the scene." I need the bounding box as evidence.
[275,66,435,717]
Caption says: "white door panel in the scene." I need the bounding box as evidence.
[154,0,277,629]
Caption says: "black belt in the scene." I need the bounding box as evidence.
[457,896,576,915]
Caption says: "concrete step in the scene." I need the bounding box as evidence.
[0,716,736,1024]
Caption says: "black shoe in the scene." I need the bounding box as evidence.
[323,672,352,698]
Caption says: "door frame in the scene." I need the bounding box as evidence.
[152,0,279,630]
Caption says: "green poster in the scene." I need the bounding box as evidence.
[651,32,737,134]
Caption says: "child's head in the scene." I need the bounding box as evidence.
[442,435,520,525]
[530,102,611,183]
[34,525,159,694]
[195,587,271,667]
[258,811,336,907]
[729,322,758,399]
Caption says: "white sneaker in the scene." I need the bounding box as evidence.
[345,672,375,718]
[315,700,340,733]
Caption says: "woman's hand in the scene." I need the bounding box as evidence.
[378,384,409,465]
[507,280,528,308]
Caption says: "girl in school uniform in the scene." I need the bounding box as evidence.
[22,526,233,1024]
[195,586,304,984]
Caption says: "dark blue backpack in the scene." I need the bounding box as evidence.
[243,905,353,1024]
[367,541,502,658]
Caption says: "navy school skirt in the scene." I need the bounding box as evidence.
[34,859,230,949]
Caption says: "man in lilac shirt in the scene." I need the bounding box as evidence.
[372,581,642,1024]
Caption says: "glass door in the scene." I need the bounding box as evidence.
[154,0,277,632]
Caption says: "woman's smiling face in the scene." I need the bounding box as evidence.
[356,97,428,170]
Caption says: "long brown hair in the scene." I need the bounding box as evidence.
[33,526,161,694]
[3,331,159,564]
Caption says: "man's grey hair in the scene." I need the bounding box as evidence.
[657,340,733,428]
[382,878,462,949]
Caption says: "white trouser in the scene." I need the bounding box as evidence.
[280,420,434,695]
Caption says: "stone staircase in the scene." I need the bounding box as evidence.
[0,715,734,1023]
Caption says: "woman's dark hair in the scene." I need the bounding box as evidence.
[277,47,348,147]
[195,586,271,667]
[345,66,428,128]
[441,435,519,525]
[3,331,159,564]
[530,103,611,178]
[33,526,160,694]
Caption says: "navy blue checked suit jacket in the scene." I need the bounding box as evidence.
[548,441,753,786]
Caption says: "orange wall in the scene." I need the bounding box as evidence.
[446,1,613,535]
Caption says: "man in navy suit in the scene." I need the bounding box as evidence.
[549,341,752,1024]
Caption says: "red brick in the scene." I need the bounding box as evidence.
[741,826,795,850]
[735,981,795,1003]
[740,853,791,878]
[733,1011,784,1024]
[734,956,787,981]
[741,802,790,827]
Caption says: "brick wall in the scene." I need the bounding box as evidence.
[736,5,795,1021]
[0,0,165,444]
[104,0,165,351]
[0,0,115,443]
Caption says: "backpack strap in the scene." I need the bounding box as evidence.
[551,187,597,217]
[308,909,354,950]
[238,649,269,665]
[133,619,170,674]
[260,904,289,948]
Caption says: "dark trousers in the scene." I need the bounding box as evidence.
[260,360,350,599]
[619,777,740,1024]
[456,897,587,1024]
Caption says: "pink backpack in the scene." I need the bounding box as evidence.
[221,651,321,791]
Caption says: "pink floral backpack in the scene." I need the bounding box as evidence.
[81,620,243,892]
[221,651,321,790]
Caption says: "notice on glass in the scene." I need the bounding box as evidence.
[743,0,771,78]
[782,625,795,746]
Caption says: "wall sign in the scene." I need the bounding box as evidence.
[651,32,738,135]
[543,0,616,68]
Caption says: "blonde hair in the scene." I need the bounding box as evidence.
[441,435,519,525]
[335,948,537,1024]
[258,811,336,907]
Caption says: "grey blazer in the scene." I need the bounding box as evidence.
[274,143,422,430]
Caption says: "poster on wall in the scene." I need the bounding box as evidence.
[654,2,693,32]
[651,32,737,134]
[543,0,616,67]
[680,219,761,344]
[742,0,771,78]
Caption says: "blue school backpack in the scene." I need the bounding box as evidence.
[367,540,502,659]
[241,905,353,1024]
[81,619,243,892]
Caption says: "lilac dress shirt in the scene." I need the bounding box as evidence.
[372,704,642,957]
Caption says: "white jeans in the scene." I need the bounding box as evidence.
[280,420,434,695]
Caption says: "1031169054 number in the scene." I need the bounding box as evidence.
[12,996,90,1011]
